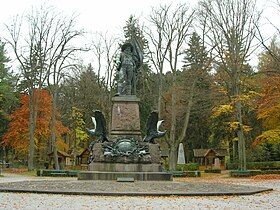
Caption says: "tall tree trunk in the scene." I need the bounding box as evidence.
[233,140,238,161]
[229,140,233,162]
[50,91,59,170]
[28,89,39,171]
[236,100,246,170]
[97,57,101,85]
[168,145,177,170]
[157,66,163,118]
[28,110,35,171]
[168,73,177,170]
[177,79,196,162]
[234,74,246,170]
[73,131,77,167]
[178,80,196,143]
[3,146,6,164]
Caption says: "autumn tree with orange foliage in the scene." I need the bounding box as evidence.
[254,40,280,147]
[3,90,68,167]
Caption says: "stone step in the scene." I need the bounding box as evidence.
[78,171,172,181]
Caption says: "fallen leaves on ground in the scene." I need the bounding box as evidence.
[252,174,280,180]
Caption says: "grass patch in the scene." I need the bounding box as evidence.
[18,170,37,176]
[4,168,37,176]
[200,171,230,179]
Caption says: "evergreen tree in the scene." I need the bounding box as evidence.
[181,32,212,159]
[59,64,110,134]
[123,15,148,53]
[0,41,18,113]
[0,40,18,161]
[183,32,208,70]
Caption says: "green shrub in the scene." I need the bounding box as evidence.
[176,164,185,171]
[169,170,185,177]
[230,169,280,177]
[205,168,221,173]
[10,162,25,168]
[227,161,280,170]
[184,170,201,177]
[250,170,280,176]
[229,170,251,177]
[162,158,169,170]
[176,163,199,171]
[186,163,199,171]
[169,170,201,177]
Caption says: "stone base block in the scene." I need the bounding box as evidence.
[78,171,173,181]
[91,142,161,164]
[110,96,141,141]
[88,162,162,172]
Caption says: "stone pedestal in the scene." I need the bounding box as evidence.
[88,163,163,172]
[78,95,173,181]
[78,171,172,181]
[110,96,142,141]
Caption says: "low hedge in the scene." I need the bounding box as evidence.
[230,169,280,177]
[176,163,199,171]
[169,170,185,177]
[250,170,280,176]
[229,170,251,177]
[185,170,201,177]
[227,161,280,170]
[204,169,221,173]
[36,169,79,177]
[169,170,201,177]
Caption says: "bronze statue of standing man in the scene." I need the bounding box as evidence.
[115,39,143,96]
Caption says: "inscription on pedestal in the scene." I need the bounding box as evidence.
[111,96,141,140]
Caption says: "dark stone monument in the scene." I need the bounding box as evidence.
[110,96,142,141]
[78,40,171,181]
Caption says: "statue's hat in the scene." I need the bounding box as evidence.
[121,42,133,52]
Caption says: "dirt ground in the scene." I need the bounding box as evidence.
[0,171,279,210]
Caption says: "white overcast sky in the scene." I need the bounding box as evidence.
[0,0,191,35]
[0,0,279,71]
[0,0,277,33]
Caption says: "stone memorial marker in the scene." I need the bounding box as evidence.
[177,143,185,164]
[214,158,221,169]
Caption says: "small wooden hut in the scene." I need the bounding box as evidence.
[193,149,228,170]
[76,148,89,169]
[48,150,71,169]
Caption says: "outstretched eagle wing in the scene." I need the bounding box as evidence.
[144,111,165,143]
[146,111,158,136]
[94,110,107,137]
[86,110,108,142]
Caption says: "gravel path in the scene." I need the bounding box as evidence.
[0,173,279,209]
